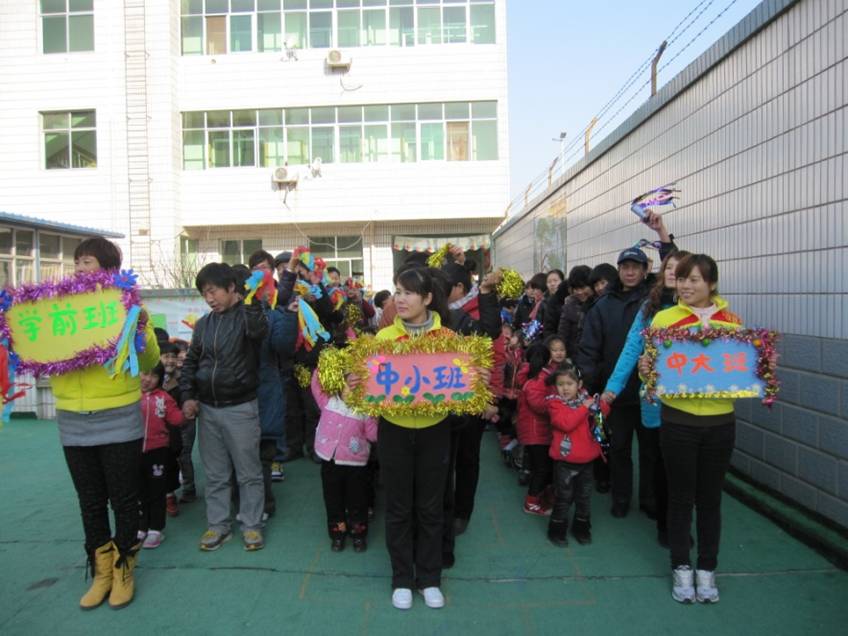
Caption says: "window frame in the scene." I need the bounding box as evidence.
[0,226,87,286]
[40,0,95,55]
[41,109,97,171]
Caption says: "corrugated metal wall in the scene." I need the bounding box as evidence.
[493,0,848,528]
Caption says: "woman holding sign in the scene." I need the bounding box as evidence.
[639,254,742,605]
[50,238,161,610]
[368,267,455,611]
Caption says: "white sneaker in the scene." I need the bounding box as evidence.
[137,530,148,542]
[392,588,413,610]
[672,566,696,604]
[142,530,164,549]
[695,569,720,603]
[419,586,445,609]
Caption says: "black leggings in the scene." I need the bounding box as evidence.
[526,444,553,497]
[139,447,169,533]
[63,439,142,556]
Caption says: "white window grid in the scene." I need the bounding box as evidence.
[180,0,495,54]
[39,0,95,54]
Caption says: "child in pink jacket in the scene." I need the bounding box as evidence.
[312,371,378,553]
[139,363,184,549]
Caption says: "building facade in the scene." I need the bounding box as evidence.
[0,0,509,291]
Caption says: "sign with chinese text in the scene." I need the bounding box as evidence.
[6,288,126,363]
[0,270,146,378]
[643,327,780,404]
[318,331,494,417]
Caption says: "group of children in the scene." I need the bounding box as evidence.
[60,222,736,611]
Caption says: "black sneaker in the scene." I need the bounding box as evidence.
[352,535,367,553]
[595,480,611,494]
[331,535,346,552]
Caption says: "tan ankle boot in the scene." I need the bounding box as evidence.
[108,542,140,609]
[79,542,114,610]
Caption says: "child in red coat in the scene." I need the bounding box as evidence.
[545,364,611,546]
[139,363,185,549]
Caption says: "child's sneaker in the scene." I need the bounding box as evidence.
[179,489,197,504]
[199,528,232,551]
[523,495,551,516]
[671,566,696,604]
[243,529,265,551]
[271,462,285,482]
[137,530,148,542]
[695,569,720,603]
[547,520,568,546]
[142,530,164,549]
[166,493,179,517]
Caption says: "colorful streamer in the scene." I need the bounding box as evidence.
[297,301,330,351]
[105,305,142,378]
[244,270,278,309]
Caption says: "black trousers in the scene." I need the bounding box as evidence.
[607,403,658,508]
[526,444,553,497]
[321,459,370,536]
[63,439,142,556]
[655,439,669,534]
[285,381,320,455]
[378,417,451,590]
[260,439,278,510]
[661,419,735,570]
[453,416,485,521]
[551,460,593,523]
[496,398,517,437]
[442,416,464,557]
[139,447,169,532]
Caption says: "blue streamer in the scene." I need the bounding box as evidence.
[105,305,142,377]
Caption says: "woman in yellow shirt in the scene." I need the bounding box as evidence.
[642,253,742,605]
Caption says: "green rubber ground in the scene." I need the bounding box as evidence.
[1,418,846,635]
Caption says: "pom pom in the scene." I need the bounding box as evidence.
[317,347,352,395]
[426,243,452,269]
[496,268,524,300]
[293,364,312,389]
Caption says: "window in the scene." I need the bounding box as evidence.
[307,235,363,278]
[181,100,497,168]
[41,0,94,54]
[180,0,494,53]
[42,110,96,170]
[221,238,262,265]
[0,227,84,285]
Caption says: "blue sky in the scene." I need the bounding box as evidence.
[506,0,762,201]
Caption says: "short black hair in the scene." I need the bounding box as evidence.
[231,264,251,290]
[248,249,275,270]
[567,265,592,290]
[327,266,341,276]
[589,263,618,288]
[547,269,565,282]
[442,262,473,295]
[154,327,170,344]
[373,290,391,309]
[145,362,165,387]
[546,363,582,386]
[195,262,237,294]
[528,273,548,292]
[74,237,122,271]
[159,341,178,355]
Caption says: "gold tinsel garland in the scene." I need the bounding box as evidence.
[426,243,452,269]
[293,363,312,389]
[316,332,494,417]
[344,301,364,328]
[496,268,524,300]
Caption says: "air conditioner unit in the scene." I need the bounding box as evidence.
[325,49,352,70]
[272,166,298,186]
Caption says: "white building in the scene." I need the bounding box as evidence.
[0,0,509,292]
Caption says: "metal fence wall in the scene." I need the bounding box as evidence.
[493,0,848,528]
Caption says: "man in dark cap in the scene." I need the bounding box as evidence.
[575,247,657,519]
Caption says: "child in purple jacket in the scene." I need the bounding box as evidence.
[311,371,378,553]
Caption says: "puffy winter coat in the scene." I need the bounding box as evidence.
[140,388,184,453]
[311,372,378,466]
[179,300,268,407]
[516,364,554,446]
[547,395,610,464]
[257,306,298,439]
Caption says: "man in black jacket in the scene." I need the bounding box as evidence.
[575,248,656,519]
[181,263,269,552]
